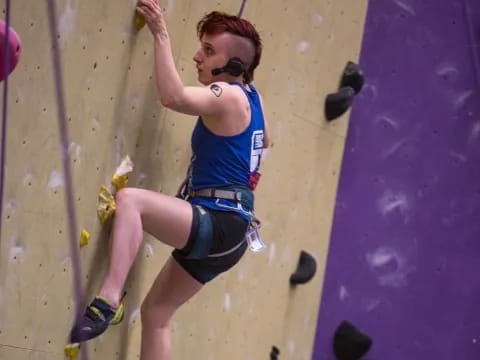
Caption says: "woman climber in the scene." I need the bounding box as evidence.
[70,2,269,359]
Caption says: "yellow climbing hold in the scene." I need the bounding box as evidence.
[112,155,134,191]
[64,343,80,359]
[135,11,146,31]
[79,229,90,248]
[97,185,116,224]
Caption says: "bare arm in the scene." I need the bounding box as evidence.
[137,0,236,117]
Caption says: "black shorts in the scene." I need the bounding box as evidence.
[172,204,249,284]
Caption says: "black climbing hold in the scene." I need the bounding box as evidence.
[325,87,356,121]
[270,345,280,360]
[290,250,317,285]
[333,321,372,360]
[340,61,364,94]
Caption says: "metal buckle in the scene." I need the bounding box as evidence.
[234,191,242,202]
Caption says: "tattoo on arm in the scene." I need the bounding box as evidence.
[210,84,223,97]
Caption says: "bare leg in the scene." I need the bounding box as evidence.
[140,256,203,360]
[98,188,193,307]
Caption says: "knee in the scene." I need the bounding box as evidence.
[115,188,137,208]
[140,299,172,329]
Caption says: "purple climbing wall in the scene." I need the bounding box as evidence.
[313,0,480,359]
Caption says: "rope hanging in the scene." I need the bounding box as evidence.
[45,1,88,359]
[237,0,247,17]
[0,0,12,246]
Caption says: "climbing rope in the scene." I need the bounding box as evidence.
[45,1,88,359]
[0,0,11,246]
[237,0,247,18]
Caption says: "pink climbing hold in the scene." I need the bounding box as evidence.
[0,20,21,81]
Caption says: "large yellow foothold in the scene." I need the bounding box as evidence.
[97,185,116,224]
[112,155,134,191]
[79,229,90,248]
[64,343,80,359]
[135,11,146,31]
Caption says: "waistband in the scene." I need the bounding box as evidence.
[189,185,254,213]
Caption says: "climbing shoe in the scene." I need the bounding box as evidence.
[69,296,124,343]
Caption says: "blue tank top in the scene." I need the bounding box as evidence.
[188,82,265,220]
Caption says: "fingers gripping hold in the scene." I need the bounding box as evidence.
[137,0,162,17]
[135,0,167,35]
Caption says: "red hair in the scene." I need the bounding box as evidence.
[197,11,262,83]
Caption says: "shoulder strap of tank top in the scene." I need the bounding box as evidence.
[229,82,257,95]
[229,82,261,111]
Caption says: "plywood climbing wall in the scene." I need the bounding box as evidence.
[0,1,367,359]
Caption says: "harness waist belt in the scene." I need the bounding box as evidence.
[189,188,242,202]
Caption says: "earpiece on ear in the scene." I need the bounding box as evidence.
[211,58,246,78]
[225,58,245,77]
